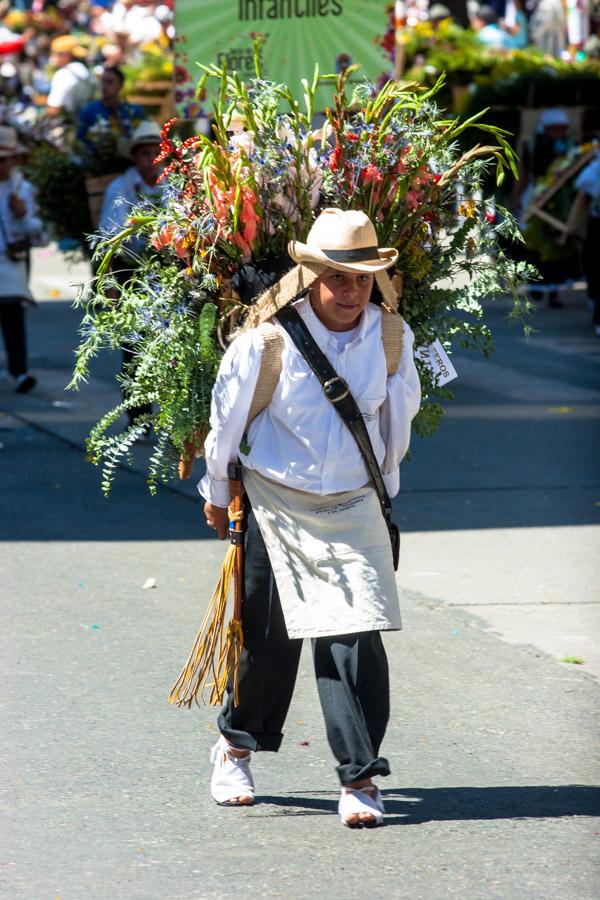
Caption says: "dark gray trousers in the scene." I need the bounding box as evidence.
[0,298,27,377]
[218,507,392,785]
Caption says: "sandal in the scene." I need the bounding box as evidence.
[209,735,255,806]
[338,785,384,829]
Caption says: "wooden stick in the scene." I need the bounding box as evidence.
[227,463,245,622]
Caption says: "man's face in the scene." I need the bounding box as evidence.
[545,124,570,141]
[101,71,122,103]
[131,143,161,183]
[51,51,72,70]
[309,269,374,332]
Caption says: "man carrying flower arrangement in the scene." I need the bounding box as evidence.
[200,208,421,828]
[70,57,532,826]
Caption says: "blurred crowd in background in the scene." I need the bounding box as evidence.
[0,1,174,128]
[0,0,598,394]
[389,0,600,56]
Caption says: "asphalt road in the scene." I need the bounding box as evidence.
[1,248,599,899]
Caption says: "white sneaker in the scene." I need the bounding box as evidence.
[338,785,385,828]
[209,735,255,806]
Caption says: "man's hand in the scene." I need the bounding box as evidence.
[9,194,26,219]
[204,502,229,540]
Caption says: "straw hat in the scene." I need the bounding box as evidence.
[289,208,398,273]
[0,125,25,158]
[118,120,162,160]
[242,208,399,331]
[50,34,87,59]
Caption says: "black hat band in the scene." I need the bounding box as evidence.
[321,246,380,263]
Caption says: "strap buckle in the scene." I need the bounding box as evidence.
[323,376,350,403]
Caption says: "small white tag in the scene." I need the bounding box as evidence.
[415,339,458,385]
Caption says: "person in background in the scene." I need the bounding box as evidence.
[573,153,600,336]
[77,65,144,149]
[471,5,511,47]
[501,0,529,48]
[98,119,163,426]
[520,109,575,307]
[530,108,573,183]
[530,0,567,56]
[46,34,93,118]
[99,119,162,235]
[0,126,45,393]
[518,108,573,213]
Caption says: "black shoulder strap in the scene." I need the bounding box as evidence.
[275,305,393,519]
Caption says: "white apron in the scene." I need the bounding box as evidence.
[243,468,401,639]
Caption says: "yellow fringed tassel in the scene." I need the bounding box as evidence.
[212,617,244,706]
[168,543,243,708]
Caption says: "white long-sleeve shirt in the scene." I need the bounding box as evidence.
[199,296,421,508]
[0,175,44,302]
[99,166,163,233]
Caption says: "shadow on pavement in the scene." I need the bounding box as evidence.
[256,785,600,824]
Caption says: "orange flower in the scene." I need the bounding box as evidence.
[239,187,259,245]
[151,223,173,251]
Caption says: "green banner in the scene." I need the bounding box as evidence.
[175,0,388,112]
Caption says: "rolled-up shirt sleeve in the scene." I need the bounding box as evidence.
[198,329,264,507]
[379,321,421,495]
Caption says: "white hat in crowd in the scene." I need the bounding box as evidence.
[119,120,162,159]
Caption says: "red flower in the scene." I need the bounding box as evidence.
[361,164,383,186]
[381,32,395,53]
[175,65,190,85]
[329,145,342,172]
[161,118,178,141]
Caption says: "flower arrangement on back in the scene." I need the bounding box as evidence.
[71,40,534,494]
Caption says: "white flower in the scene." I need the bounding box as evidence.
[271,192,300,222]
[301,122,332,151]
[230,130,255,155]
[276,121,297,147]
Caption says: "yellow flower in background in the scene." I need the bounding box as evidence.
[458,200,477,218]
